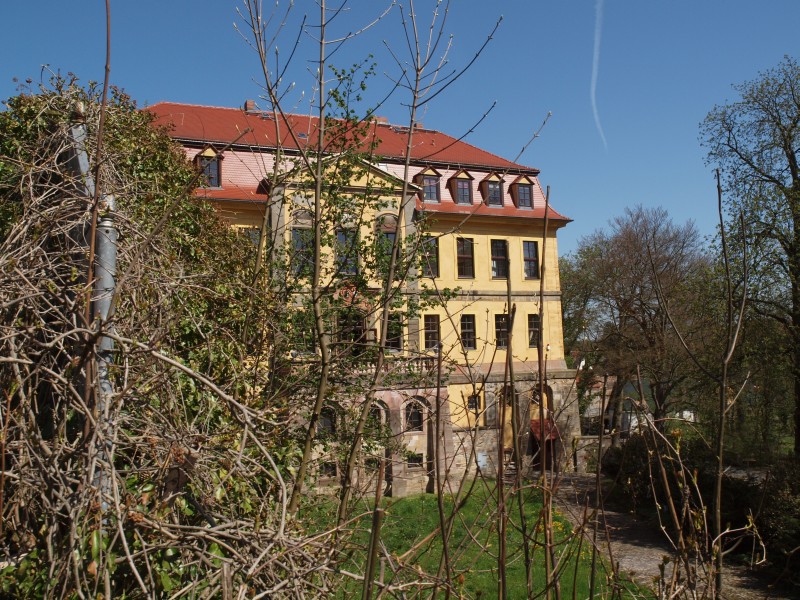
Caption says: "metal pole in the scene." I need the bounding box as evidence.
[92,196,117,511]
[67,119,117,511]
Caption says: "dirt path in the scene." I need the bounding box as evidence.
[552,474,795,599]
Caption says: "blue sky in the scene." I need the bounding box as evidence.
[3,1,799,255]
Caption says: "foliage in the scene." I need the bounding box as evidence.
[602,433,759,547]
[561,206,714,428]
[701,55,800,455]
[757,459,800,586]
[0,79,333,597]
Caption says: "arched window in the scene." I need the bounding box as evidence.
[531,387,554,412]
[405,401,424,432]
[367,404,387,435]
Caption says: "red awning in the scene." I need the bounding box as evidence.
[530,419,559,441]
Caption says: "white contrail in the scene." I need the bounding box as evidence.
[591,0,608,150]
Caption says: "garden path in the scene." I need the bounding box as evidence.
[552,473,795,600]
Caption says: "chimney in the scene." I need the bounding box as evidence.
[244,99,256,112]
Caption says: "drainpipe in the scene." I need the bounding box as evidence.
[92,194,117,511]
[67,116,117,511]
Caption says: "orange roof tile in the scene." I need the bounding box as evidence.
[147,102,538,172]
[147,102,571,223]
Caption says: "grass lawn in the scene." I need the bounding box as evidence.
[301,479,645,599]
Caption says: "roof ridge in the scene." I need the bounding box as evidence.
[147,101,542,175]
[149,101,343,123]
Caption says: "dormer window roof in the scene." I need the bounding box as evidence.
[195,147,222,188]
[510,175,535,209]
[479,173,504,207]
[413,167,442,203]
[447,170,474,205]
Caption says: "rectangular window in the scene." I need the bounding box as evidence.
[319,408,337,436]
[495,314,509,349]
[421,236,439,277]
[460,314,477,350]
[407,453,424,467]
[467,394,480,412]
[336,229,358,275]
[517,183,533,208]
[423,175,440,202]
[523,241,539,279]
[487,180,503,206]
[424,315,440,350]
[457,238,475,278]
[320,462,337,478]
[292,228,314,276]
[528,314,541,348]
[385,313,403,351]
[290,311,316,353]
[338,310,366,355]
[491,239,509,278]
[455,179,472,204]
[377,230,396,262]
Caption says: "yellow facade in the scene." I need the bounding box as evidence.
[149,100,582,490]
[418,214,566,428]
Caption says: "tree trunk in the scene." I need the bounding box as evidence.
[609,377,625,447]
[794,343,800,457]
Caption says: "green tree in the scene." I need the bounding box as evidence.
[701,56,800,455]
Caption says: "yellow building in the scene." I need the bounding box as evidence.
[150,101,579,495]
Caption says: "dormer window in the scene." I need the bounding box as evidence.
[414,168,442,202]
[510,176,535,208]
[447,170,474,204]
[487,181,502,206]
[423,176,440,201]
[456,180,472,203]
[196,147,221,188]
[480,174,504,206]
[517,184,532,207]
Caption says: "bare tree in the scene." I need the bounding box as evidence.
[562,206,710,431]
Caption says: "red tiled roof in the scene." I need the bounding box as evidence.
[194,186,269,203]
[417,200,570,223]
[147,102,539,173]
